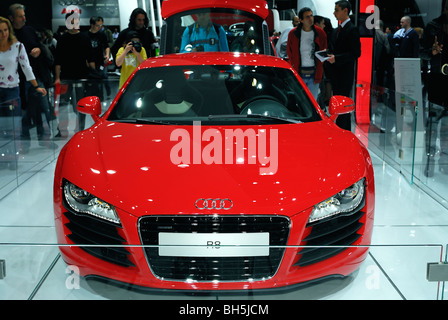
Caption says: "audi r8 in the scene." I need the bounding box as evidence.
[53,52,375,291]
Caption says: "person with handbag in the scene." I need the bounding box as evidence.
[8,4,52,142]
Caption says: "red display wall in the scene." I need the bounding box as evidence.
[356,0,375,124]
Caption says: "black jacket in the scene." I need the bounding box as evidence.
[328,20,361,67]
[424,14,448,74]
[394,28,420,58]
[424,14,448,106]
[14,25,43,80]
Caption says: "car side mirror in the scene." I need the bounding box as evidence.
[328,95,355,122]
[77,96,101,122]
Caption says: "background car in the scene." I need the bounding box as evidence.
[53,52,374,291]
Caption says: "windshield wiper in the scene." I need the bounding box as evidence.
[207,114,302,124]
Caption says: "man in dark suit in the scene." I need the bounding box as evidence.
[326,0,361,131]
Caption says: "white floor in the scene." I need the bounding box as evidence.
[1,140,448,300]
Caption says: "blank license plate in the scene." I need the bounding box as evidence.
[158,232,270,257]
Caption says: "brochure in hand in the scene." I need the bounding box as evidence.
[315,50,330,62]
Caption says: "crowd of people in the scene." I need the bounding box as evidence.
[0,4,158,145]
[1,1,447,145]
[273,0,448,133]
[274,1,360,131]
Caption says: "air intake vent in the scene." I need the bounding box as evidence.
[295,210,365,267]
[139,215,290,281]
[63,211,135,267]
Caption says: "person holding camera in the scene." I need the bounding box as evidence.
[116,31,147,89]
[180,11,229,53]
[111,8,157,62]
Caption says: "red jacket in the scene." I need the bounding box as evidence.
[287,25,327,84]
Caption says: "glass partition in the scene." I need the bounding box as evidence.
[367,0,448,210]
[0,100,20,198]
[414,97,448,207]
[356,80,448,210]
[0,244,445,300]
[357,81,419,182]
[2,75,448,301]
[0,77,120,201]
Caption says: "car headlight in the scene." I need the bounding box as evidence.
[63,180,120,225]
[308,178,365,224]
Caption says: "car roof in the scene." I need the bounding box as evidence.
[161,0,269,19]
[138,52,291,70]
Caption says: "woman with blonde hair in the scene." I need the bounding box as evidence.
[0,16,46,111]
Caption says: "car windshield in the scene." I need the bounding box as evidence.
[107,65,322,125]
[163,8,268,55]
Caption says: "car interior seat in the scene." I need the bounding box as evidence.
[142,69,203,117]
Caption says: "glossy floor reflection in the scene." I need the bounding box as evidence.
[0,145,447,300]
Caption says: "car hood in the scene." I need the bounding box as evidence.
[63,120,368,217]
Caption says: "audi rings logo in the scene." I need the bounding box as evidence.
[195,198,233,210]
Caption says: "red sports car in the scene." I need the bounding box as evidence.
[53,52,374,291]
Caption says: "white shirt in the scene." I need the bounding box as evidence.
[393,27,413,39]
[0,42,35,88]
[300,29,315,67]
[340,17,350,29]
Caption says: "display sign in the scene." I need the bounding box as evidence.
[394,58,424,144]
[394,58,423,113]
[394,58,425,180]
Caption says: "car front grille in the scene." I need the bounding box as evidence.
[139,215,290,282]
[63,210,135,267]
[294,209,365,267]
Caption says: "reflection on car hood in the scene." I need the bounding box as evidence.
[63,121,367,217]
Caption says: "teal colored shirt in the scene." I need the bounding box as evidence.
[180,23,229,53]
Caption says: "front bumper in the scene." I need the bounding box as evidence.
[54,182,374,291]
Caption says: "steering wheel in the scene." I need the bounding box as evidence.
[240,95,283,111]
[240,95,300,119]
